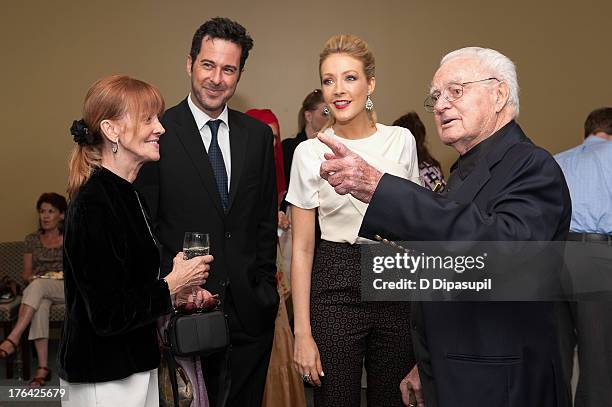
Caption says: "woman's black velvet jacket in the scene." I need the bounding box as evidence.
[59,166,172,383]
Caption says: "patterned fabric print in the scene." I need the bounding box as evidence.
[310,241,415,407]
[0,241,24,321]
[419,162,446,193]
[0,297,21,320]
[311,242,362,305]
[207,119,229,210]
[49,303,66,322]
[24,232,63,276]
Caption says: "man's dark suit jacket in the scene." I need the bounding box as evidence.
[359,121,572,407]
[136,99,279,336]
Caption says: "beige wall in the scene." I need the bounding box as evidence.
[1,0,610,241]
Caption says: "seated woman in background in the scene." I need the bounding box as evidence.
[393,111,447,192]
[0,192,67,387]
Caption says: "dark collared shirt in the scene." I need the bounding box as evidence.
[445,120,516,194]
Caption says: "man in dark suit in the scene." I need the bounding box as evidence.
[318,47,572,406]
[135,17,279,407]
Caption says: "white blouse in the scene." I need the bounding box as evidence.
[286,123,421,244]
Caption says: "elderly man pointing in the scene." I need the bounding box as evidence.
[319,47,572,407]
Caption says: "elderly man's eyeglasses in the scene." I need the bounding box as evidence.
[424,77,500,113]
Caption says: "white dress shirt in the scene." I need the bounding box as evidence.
[187,94,232,186]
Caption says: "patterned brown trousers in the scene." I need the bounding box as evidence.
[310,241,415,407]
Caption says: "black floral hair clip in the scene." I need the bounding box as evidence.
[70,119,96,145]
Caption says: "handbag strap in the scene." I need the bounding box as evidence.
[215,345,232,407]
[161,342,232,407]
[162,346,181,407]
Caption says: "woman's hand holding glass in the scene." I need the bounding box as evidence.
[164,252,212,295]
[293,333,324,387]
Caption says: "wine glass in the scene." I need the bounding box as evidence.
[183,232,210,259]
[183,232,210,303]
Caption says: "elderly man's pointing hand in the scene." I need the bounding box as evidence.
[318,132,383,203]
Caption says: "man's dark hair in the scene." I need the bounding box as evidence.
[189,17,254,71]
[584,107,612,139]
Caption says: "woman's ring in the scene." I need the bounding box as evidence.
[301,373,311,383]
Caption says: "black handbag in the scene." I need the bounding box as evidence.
[162,304,232,407]
[165,309,229,357]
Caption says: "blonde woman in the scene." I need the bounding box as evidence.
[287,35,421,407]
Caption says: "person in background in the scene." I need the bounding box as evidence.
[60,74,210,407]
[0,192,67,387]
[280,90,329,248]
[246,107,307,407]
[554,107,612,407]
[288,34,420,407]
[245,109,288,225]
[393,111,446,192]
[282,89,328,187]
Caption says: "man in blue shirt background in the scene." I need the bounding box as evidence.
[555,108,612,235]
[555,107,612,407]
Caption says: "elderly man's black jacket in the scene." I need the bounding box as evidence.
[360,121,572,407]
[60,167,172,383]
